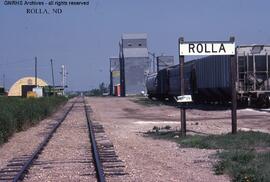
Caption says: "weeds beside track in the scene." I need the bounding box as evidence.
[0,96,67,145]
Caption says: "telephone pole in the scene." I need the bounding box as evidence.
[35,57,37,86]
[148,52,156,73]
[60,65,67,95]
[119,41,126,97]
[3,74,5,88]
[50,59,55,96]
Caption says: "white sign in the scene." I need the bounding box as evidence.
[174,95,193,103]
[180,42,235,56]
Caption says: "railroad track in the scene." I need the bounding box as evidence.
[0,99,75,182]
[84,98,126,179]
[0,97,125,182]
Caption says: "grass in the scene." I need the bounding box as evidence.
[179,131,270,149]
[214,149,270,181]
[146,129,270,182]
[0,96,67,145]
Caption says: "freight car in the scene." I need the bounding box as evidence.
[145,68,170,99]
[146,45,270,106]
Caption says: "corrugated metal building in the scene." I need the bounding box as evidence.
[119,33,150,95]
[8,77,48,97]
[109,57,120,95]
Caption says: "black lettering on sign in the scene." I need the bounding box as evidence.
[212,44,217,53]
[197,43,203,53]
[219,43,226,53]
[205,44,210,53]
[189,44,195,53]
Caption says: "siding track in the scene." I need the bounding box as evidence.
[0,97,125,182]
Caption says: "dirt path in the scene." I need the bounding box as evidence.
[85,96,270,182]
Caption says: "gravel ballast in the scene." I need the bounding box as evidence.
[24,100,96,181]
[0,100,73,171]
[87,97,267,181]
[1,96,269,181]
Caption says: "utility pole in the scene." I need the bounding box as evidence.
[2,74,5,89]
[153,53,156,73]
[157,56,159,72]
[119,41,125,97]
[109,60,113,96]
[61,65,65,95]
[50,59,55,96]
[60,65,67,95]
[35,57,37,86]
[148,52,156,73]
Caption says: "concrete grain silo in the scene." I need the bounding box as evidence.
[119,33,150,95]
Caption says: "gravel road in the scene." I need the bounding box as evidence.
[87,97,247,182]
[86,96,270,181]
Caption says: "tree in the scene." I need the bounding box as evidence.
[88,82,109,96]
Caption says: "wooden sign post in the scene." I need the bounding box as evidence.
[178,37,237,135]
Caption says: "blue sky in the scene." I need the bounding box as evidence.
[1,0,270,91]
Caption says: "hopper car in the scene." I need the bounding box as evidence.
[146,45,270,106]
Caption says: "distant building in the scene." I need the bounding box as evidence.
[156,55,174,72]
[109,57,120,95]
[0,86,5,95]
[119,33,150,95]
[8,77,48,97]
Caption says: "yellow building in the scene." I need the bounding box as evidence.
[8,77,48,96]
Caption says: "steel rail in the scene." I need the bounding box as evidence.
[83,97,106,182]
[13,100,75,182]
